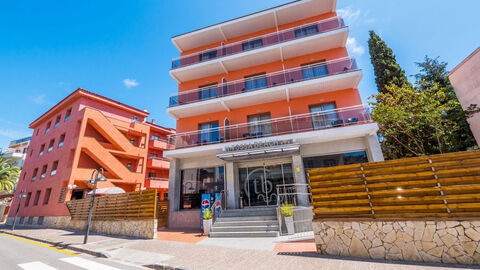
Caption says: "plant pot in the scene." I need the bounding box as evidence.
[284,215,295,235]
[203,219,212,236]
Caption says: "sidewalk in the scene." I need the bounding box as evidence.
[1,225,478,270]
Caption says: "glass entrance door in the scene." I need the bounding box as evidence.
[239,163,294,207]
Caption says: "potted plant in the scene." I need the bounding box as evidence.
[203,208,213,236]
[280,203,294,235]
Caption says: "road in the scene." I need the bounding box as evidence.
[0,233,145,270]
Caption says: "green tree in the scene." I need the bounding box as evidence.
[0,154,20,192]
[415,56,478,151]
[368,30,409,94]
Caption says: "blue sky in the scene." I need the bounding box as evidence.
[0,0,479,150]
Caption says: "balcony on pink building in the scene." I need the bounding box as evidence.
[169,57,358,107]
[149,138,175,150]
[147,157,170,169]
[145,177,169,189]
[171,16,345,69]
[168,105,371,149]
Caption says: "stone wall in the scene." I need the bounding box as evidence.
[313,220,480,265]
[6,216,157,239]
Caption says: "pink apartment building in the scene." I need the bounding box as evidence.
[7,88,174,226]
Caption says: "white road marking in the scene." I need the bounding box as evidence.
[60,257,123,270]
[18,261,58,270]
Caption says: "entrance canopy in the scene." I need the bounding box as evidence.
[216,140,300,161]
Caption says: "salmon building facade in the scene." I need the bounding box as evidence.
[164,0,384,234]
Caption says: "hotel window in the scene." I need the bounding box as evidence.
[54,115,61,128]
[126,163,133,171]
[198,122,219,144]
[45,121,51,133]
[294,24,319,38]
[43,188,52,205]
[199,50,217,61]
[30,149,33,157]
[180,167,224,209]
[31,168,38,181]
[48,139,55,152]
[25,192,32,207]
[129,138,136,146]
[50,161,58,176]
[131,116,138,123]
[244,73,267,91]
[36,129,39,136]
[309,103,339,130]
[247,113,272,137]
[33,190,41,206]
[302,61,328,79]
[148,172,156,179]
[303,151,368,172]
[65,108,72,121]
[58,134,65,148]
[198,83,219,100]
[39,144,45,156]
[242,38,263,51]
[151,135,159,141]
[40,165,47,179]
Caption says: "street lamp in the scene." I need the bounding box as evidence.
[11,189,27,231]
[83,168,106,244]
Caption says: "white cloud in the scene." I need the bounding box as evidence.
[337,6,361,24]
[338,6,376,25]
[0,129,26,140]
[29,94,48,105]
[123,78,139,88]
[347,38,365,56]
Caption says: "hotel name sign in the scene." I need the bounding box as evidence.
[224,139,294,152]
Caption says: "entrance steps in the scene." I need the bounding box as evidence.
[210,207,279,238]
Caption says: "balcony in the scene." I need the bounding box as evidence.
[170,17,348,82]
[168,57,361,118]
[3,149,25,159]
[147,157,170,169]
[145,178,169,189]
[168,105,371,150]
[149,139,175,150]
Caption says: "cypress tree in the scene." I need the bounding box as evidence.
[368,30,409,93]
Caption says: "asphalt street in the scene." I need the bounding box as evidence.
[0,233,144,270]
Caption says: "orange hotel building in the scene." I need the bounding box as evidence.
[164,0,384,229]
[8,89,174,226]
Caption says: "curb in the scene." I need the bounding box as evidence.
[144,264,191,270]
[0,229,109,258]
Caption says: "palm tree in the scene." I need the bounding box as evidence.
[0,154,20,193]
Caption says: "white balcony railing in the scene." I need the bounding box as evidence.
[168,104,371,149]
[171,16,345,69]
[169,57,358,107]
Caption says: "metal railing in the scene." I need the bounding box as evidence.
[148,156,170,161]
[147,177,169,181]
[168,104,371,149]
[171,16,345,69]
[276,183,312,206]
[169,57,357,107]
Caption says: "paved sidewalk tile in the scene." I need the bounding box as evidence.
[157,228,207,243]
[2,226,479,270]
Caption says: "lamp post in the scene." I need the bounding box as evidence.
[11,189,27,231]
[83,168,106,244]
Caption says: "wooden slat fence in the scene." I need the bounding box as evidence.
[309,150,480,220]
[66,189,157,220]
[157,200,169,227]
